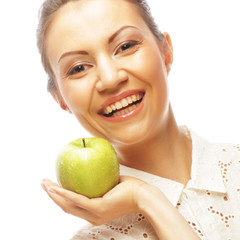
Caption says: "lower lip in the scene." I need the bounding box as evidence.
[99,96,145,123]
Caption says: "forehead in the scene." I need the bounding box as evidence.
[46,0,149,53]
[51,0,144,26]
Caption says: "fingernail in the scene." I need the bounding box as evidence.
[41,182,47,191]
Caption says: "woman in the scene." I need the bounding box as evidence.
[38,0,240,239]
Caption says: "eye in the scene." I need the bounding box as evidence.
[115,41,139,55]
[67,64,91,76]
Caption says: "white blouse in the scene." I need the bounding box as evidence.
[71,128,240,239]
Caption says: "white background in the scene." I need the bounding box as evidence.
[0,0,239,239]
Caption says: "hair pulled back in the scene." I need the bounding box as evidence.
[36,0,163,91]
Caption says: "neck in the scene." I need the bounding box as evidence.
[114,115,192,185]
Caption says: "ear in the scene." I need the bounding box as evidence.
[50,90,72,114]
[161,32,173,74]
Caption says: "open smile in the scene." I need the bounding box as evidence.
[98,90,145,121]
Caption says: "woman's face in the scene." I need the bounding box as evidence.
[46,0,172,146]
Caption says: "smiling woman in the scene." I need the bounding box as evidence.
[41,0,172,147]
[37,0,240,239]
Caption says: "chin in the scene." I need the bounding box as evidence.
[106,122,154,146]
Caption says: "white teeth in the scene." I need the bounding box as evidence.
[106,106,112,113]
[115,101,122,110]
[127,96,133,104]
[132,95,137,102]
[103,93,144,115]
[112,103,136,117]
[111,104,116,111]
[113,111,121,117]
[121,99,128,107]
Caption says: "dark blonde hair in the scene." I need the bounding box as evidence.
[36,0,163,92]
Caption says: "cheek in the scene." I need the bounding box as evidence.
[60,79,108,138]
[148,51,169,111]
[134,44,169,114]
[129,43,167,87]
[59,79,93,115]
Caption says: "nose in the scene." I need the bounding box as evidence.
[95,54,127,92]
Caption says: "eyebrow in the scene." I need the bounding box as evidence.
[108,25,139,44]
[58,50,88,63]
[58,25,139,63]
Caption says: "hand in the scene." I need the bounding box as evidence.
[42,177,200,239]
[41,176,146,225]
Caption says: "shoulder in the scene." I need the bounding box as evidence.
[209,141,240,168]
[190,127,240,165]
[212,142,240,185]
[189,128,240,187]
[192,129,240,190]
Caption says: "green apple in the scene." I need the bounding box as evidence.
[56,137,119,198]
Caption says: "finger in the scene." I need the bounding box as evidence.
[42,181,100,222]
[41,179,75,208]
[41,179,60,191]
[49,185,103,213]
[49,191,100,222]
[42,180,103,216]
[41,179,81,215]
[41,179,94,211]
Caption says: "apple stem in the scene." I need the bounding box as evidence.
[82,138,86,148]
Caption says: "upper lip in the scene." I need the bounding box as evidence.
[98,89,145,114]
